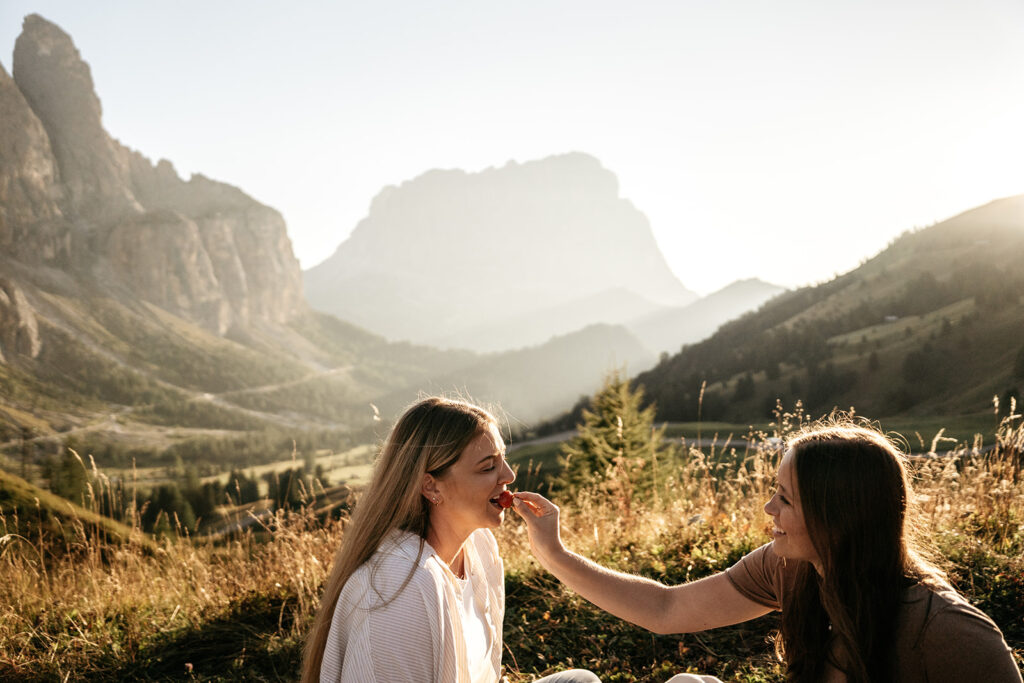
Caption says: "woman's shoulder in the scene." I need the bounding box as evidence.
[917,584,1003,630]
[346,531,445,604]
[376,529,429,560]
[468,527,499,557]
[899,582,1021,681]
[902,581,1010,647]
[724,542,795,609]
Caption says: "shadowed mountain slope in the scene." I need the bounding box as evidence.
[628,195,1024,422]
[626,278,786,355]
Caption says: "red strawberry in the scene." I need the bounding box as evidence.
[497,490,514,508]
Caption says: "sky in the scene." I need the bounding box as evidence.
[3,1,1023,295]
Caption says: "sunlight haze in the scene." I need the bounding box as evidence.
[3,0,1022,294]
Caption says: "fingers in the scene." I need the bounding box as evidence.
[511,496,541,518]
[511,491,557,518]
[513,491,551,505]
[510,491,565,561]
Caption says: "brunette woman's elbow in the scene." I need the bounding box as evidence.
[647,621,677,635]
[644,600,689,635]
[644,590,708,635]
[648,619,700,635]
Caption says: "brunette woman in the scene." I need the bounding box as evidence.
[513,418,1021,683]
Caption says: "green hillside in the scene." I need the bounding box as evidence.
[0,467,155,553]
[0,273,472,476]
[631,195,1024,423]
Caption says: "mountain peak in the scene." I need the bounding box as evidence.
[14,12,140,219]
[2,14,305,334]
[14,12,103,135]
[305,153,696,348]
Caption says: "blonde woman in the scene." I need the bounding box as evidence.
[303,397,600,683]
[513,419,1021,683]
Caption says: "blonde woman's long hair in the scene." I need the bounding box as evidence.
[301,396,496,682]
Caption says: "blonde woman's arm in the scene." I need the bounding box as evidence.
[512,492,772,634]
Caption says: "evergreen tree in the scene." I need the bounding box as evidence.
[314,464,329,488]
[183,478,224,522]
[556,369,673,502]
[733,372,756,401]
[46,440,90,504]
[227,469,261,504]
[264,468,312,510]
[141,483,196,535]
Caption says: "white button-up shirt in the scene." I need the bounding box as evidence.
[321,528,505,682]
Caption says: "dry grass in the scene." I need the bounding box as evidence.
[1,407,1021,681]
[0,475,342,681]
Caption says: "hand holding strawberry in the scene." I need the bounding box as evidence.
[509,491,564,562]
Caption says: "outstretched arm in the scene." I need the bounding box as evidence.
[512,492,772,634]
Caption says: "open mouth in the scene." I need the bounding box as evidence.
[772,527,787,536]
[489,490,514,510]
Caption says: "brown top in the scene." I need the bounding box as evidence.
[725,543,1022,683]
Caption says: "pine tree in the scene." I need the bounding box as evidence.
[142,483,196,535]
[46,440,89,504]
[556,369,673,503]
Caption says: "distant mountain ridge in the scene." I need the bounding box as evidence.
[626,278,786,355]
[375,323,655,424]
[304,152,698,349]
[430,287,664,352]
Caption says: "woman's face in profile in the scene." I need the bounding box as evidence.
[431,423,516,535]
[764,449,820,568]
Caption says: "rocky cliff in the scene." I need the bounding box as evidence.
[0,14,304,345]
[304,152,697,349]
[0,60,69,262]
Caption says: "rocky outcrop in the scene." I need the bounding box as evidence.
[101,210,231,330]
[304,152,697,348]
[0,61,69,261]
[12,15,141,220]
[0,279,42,363]
[2,14,305,336]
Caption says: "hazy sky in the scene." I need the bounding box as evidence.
[3,1,1023,295]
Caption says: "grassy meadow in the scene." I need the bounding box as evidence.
[1,407,1022,682]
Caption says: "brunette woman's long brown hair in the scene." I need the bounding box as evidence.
[300,396,495,683]
[777,419,947,683]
